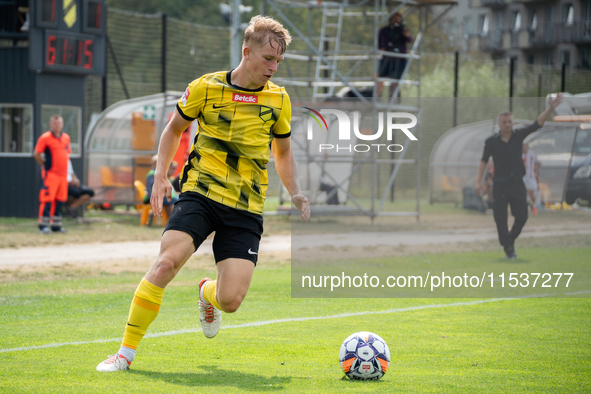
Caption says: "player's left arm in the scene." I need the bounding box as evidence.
[272,137,310,221]
[537,93,563,126]
[518,94,563,140]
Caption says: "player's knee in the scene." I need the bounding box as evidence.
[153,255,178,277]
[218,294,245,313]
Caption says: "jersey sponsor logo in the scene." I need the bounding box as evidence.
[181,87,190,106]
[233,93,258,103]
[259,106,273,122]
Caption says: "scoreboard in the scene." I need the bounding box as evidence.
[29,0,106,76]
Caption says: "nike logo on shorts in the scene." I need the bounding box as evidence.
[248,248,258,255]
[213,104,229,109]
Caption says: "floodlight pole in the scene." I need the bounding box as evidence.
[231,0,242,69]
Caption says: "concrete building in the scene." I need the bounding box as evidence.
[436,0,591,69]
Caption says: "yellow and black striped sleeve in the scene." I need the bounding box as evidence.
[272,89,291,139]
[176,76,207,121]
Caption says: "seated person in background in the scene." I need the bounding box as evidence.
[66,159,95,218]
[146,155,178,218]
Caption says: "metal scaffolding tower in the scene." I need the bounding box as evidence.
[265,0,456,221]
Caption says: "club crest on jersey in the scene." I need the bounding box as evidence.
[233,93,258,104]
[259,106,273,122]
[181,88,190,106]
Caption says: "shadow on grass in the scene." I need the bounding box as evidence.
[494,257,532,264]
[129,365,292,391]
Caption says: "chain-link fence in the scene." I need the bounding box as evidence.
[83,8,591,205]
[84,8,231,134]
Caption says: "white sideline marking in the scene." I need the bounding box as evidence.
[1,293,589,354]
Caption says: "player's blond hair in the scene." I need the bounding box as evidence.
[498,111,512,119]
[243,16,292,55]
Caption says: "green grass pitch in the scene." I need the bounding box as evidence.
[1,248,590,393]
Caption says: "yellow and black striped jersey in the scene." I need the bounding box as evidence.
[176,70,291,215]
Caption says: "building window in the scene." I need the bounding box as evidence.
[494,11,503,30]
[527,54,535,65]
[545,6,554,42]
[0,104,33,156]
[463,16,472,38]
[41,105,82,157]
[582,48,590,69]
[545,53,552,67]
[562,51,571,67]
[584,1,591,38]
[449,20,457,40]
[513,11,522,31]
[564,4,574,26]
[530,9,537,30]
[479,14,489,35]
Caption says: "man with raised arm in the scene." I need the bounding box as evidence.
[476,94,562,259]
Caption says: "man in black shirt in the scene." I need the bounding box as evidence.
[377,12,412,97]
[476,94,562,259]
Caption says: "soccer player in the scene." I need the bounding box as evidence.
[97,15,310,372]
[33,115,70,233]
[475,94,562,260]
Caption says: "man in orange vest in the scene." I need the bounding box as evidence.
[33,115,71,233]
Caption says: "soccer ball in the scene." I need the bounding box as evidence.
[339,332,390,380]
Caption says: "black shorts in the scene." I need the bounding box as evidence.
[164,191,264,265]
[68,184,95,198]
[378,56,406,79]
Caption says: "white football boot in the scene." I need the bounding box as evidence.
[96,353,131,372]
[198,278,222,338]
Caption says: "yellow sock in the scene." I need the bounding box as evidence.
[122,278,165,350]
[202,280,221,310]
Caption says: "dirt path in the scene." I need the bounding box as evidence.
[1,224,590,269]
[293,224,591,249]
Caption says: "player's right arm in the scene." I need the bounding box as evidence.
[33,151,44,166]
[475,161,487,196]
[33,135,47,167]
[476,139,492,195]
[150,110,192,217]
[151,79,205,217]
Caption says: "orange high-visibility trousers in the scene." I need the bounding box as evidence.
[39,171,68,229]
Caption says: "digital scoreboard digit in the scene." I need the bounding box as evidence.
[44,30,96,72]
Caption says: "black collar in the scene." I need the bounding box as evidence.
[226,70,265,92]
[50,130,62,139]
[495,130,515,139]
